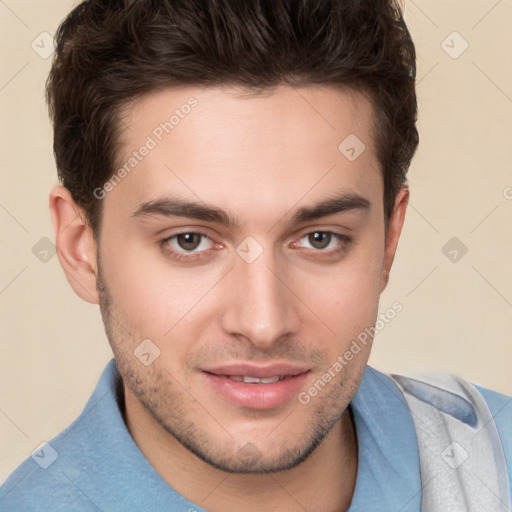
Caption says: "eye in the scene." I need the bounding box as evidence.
[298,231,349,251]
[162,232,215,256]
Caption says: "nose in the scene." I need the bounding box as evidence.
[220,254,301,349]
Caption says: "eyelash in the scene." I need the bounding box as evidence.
[292,232,352,261]
[159,231,352,262]
[159,231,214,262]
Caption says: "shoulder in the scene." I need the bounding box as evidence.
[0,360,120,511]
[474,383,512,486]
[0,432,100,511]
[389,369,512,501]
[475,383,512,427]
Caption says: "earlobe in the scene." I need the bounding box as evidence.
[379,187,409,294]
[49,186,99,304]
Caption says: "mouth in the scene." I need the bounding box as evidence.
[201,364,311,410]
[220,375,289,384]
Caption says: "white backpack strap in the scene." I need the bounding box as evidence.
[389,372,511,511]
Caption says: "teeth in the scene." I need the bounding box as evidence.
[227,375,283,384]
[243,376,263,383]
[259,377,280,384]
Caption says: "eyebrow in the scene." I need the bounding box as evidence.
[131,192,371,227]
[291,193,371,224]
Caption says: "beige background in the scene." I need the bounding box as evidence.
[1,0,511,483]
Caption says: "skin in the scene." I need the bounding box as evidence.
[50,84,408,512]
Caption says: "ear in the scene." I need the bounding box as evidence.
[379,186,409,294]
[49,186,99,304]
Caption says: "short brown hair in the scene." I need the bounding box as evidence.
[46,0,418,234]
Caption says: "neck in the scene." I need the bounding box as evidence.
[122,384,358,512]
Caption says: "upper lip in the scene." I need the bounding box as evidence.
[202,363,310,379]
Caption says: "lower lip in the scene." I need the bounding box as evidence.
[202,372,310,410]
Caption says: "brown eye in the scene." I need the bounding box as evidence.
[295,231,352,257]
[308,232,332,249]
[160,231,217,262]
[176,233,203,251]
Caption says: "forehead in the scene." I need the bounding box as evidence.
[108,84,382,223]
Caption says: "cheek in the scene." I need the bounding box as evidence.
[295,235,384,334]
[100,238,227,337]
[301,275,380,344]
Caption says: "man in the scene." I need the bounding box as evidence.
[1,0,511,511]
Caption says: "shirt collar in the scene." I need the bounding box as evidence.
[60,358,200,510]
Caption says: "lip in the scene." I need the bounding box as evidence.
[201,363,310,410]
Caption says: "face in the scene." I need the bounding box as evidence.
[94,85,396,473]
